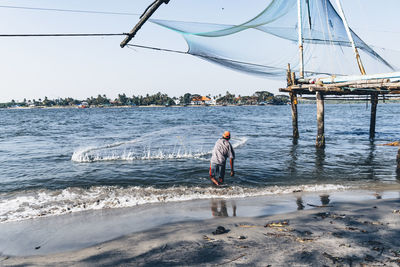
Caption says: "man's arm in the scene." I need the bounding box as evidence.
[228,142,235,177]
[230,158,235,177]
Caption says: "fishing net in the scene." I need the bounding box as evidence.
[149,0,398,78]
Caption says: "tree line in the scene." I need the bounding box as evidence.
[1,91,289,108]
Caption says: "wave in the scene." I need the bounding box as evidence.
[0,184,349,223]
[71,125,248,162]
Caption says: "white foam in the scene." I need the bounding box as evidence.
[71,149,211,162]
[0,183,349,223]
[71,129,248,163]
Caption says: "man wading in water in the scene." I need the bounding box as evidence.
[209,131,235,186]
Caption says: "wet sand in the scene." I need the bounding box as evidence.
[1,193,400,266]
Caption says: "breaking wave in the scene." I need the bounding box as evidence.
[71,125,247,162]
[0,184,349,223]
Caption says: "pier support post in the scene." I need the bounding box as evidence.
[290,93,299,139]
[369,93,378,141]
[397,148,400,172]
[316,91,325,148]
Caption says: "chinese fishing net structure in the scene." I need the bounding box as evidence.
[146,0,398,78]
[122,0,400,151]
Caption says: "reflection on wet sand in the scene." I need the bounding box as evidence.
[295,194,331,210]
[211,200,236,217]
[296,196,305,210]
[364,143,388,199]
[320,194,330,206]
[365,143,377,181]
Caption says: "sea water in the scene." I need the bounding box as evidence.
[1,104,399,222]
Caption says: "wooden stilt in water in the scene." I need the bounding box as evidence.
[290,93,299,139]
[287,64,299,140]
[316,91,325,148]
[369,93,378,141]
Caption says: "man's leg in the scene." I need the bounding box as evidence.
[219,164,226,184]
[209,163,220,186]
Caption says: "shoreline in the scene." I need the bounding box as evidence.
[3,104,280,109]
[1,189,400,266]
[2,183,400,224]
[4,101,400,110]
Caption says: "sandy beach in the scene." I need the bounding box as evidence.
[1,191,400,266]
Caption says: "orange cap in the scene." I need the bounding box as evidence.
[222,131,231,139]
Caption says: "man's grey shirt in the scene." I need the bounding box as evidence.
[210,138,235,165]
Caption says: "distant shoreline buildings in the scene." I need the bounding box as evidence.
[1,91,290,108]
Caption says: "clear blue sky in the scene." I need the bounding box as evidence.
[0,0,399,102]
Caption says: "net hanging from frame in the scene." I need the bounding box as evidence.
[147,0,398,78]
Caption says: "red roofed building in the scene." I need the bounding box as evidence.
[191,96,212,105]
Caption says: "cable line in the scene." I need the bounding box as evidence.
[0,33,128,37]
[0,5,140,16]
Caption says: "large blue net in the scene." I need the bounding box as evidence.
[149,0,397,78]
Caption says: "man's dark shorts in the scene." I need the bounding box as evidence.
[209,163,226,179]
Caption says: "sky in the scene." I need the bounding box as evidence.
[0,0,399,102]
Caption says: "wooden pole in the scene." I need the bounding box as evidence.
[369,93,378,141]
[287,64,292,86]
[297,0,305,78]
[335,0,366,75]
[316,91,325,148]
[397,147,400,172]
[120,0,170,48]
[290,93,299,139]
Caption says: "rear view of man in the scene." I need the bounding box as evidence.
[209,131,235,186]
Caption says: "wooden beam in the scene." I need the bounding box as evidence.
[291,72,296,86]
[286,64,293,86]
[335,0,367,75]
[120,0,170,48]
[286,82,400,90]
[280,81,400,92]
[319,72,400,84]
[322,79,390,87]
[290,93,299,139]
[279,87,399,95]
[316,92,325,148]
[370,93,378,141]
[297,0,305,78]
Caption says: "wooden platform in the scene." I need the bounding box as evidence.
[280,70,400,96]
[280,79,400,96]
[279,68,400,148]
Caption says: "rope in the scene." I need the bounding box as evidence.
[127,44,284,70]
[126,44,337,76]
[127,44,189,56]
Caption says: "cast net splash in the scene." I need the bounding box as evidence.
[143,0,399,78]
[71,125,247,163]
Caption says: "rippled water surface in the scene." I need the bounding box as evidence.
[1,104,399,221]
